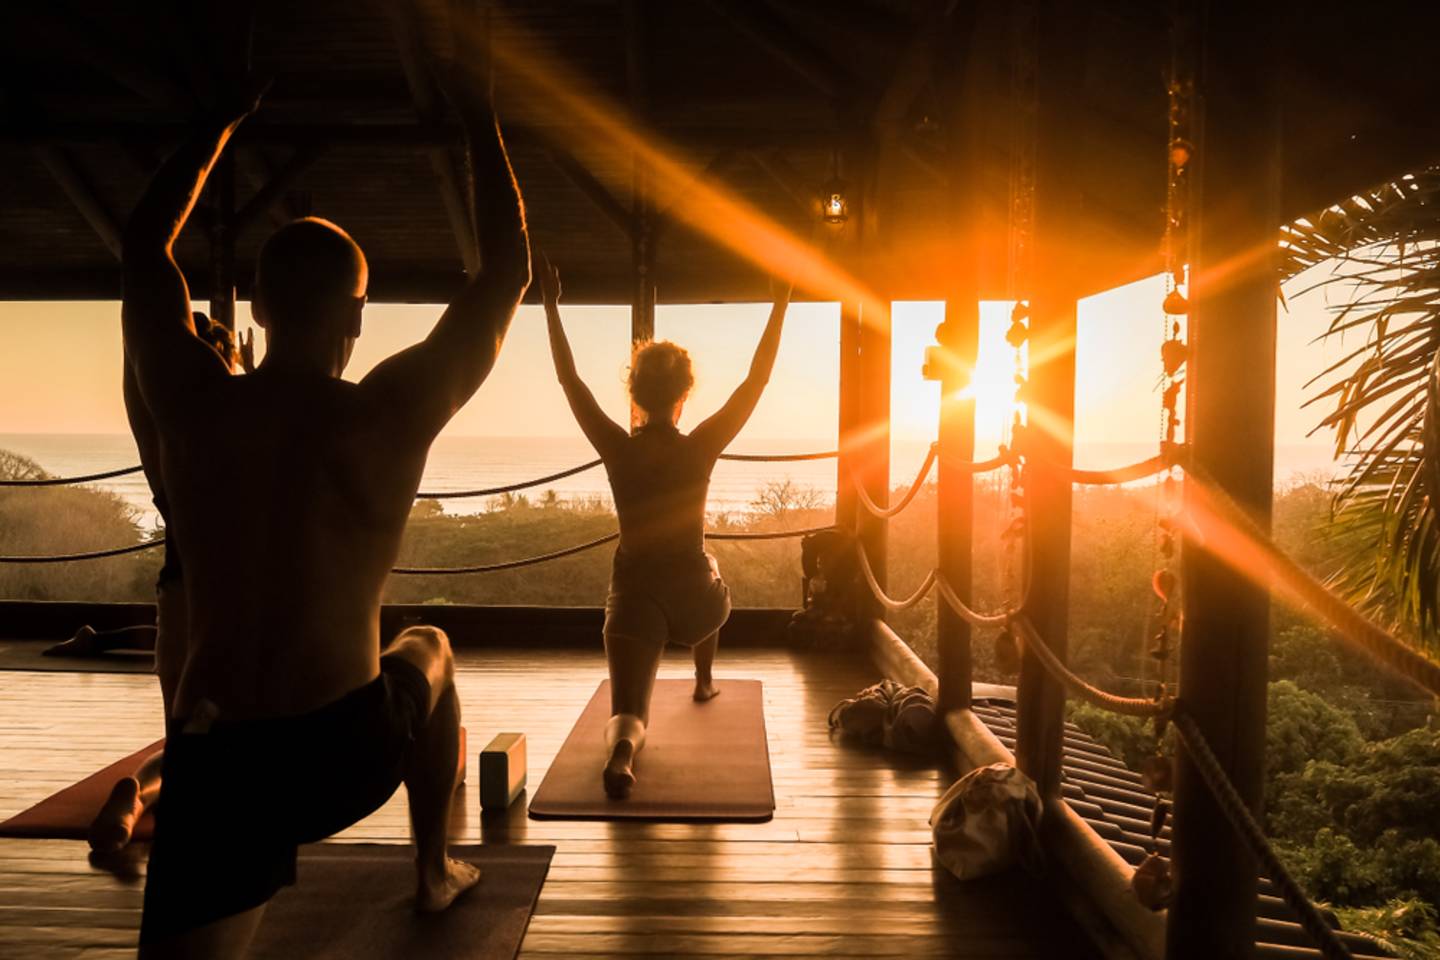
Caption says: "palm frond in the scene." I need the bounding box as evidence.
[1282,168,1440,653]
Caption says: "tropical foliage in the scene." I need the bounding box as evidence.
[1281,169,1440,650]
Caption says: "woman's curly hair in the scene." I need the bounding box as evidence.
[628,340,694,418]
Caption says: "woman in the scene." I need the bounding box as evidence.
[541,256,790,798]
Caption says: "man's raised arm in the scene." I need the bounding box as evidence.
[122,104,255,414]
[360,68,531,438]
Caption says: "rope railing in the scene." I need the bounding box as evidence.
[392,532,619,575]
[1171,709,1355,960]
[3,449,840,495]
[851,444,939,520]
[934,576,1017,628]
[0,464,146,487]
[854,541,937,612]
[939,449,1014,475]
[2,522,832,570]
[1011,614,1170,718]
[0,539,167,564]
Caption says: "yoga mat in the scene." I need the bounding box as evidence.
[529,678,774,821]
[0,730,469,842]
[0,640,154,673]
[0,740,163,840]
[252,843,553,960]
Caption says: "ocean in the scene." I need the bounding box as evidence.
[0,433,1343,531]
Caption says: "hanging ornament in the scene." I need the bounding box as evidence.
[1132,852,1174,911]
[1162,289,1190,316]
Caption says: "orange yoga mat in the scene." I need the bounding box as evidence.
[0,728,467,842]
[528,679,774,822]
[0,740,163,841]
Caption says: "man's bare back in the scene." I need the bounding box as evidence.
[165,371,431,719]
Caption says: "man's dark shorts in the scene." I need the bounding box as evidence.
[139,655,432,944]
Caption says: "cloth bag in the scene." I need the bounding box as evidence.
[930,762,1043,880]
[827,679,937,752]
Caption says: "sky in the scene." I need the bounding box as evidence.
[0,269,1353,466]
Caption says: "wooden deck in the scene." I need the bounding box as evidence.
[0,646,1099,959]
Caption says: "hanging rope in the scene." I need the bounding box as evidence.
[0,538,167,564]
[718,450,837,462]
[854,541,937,612]
[392,533,619,575]
[934,575,1016,628]
[0,464,146,487]
[1171,709,1355,960]
[707,524,835,541]
[941,449,1014,475]
[416,459,603,499]
[1066,451,1175,486]
[851,444,940,520]
[1010,614,1170,717]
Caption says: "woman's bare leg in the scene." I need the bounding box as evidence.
[603,630,664,799]
[692,631,720,702]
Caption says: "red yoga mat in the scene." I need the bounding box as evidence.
[0,740,163,841]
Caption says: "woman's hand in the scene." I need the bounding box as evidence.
[538,251,562,313]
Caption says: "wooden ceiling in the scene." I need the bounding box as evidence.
[1,1,1438,305]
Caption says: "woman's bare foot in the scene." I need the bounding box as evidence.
[603,738,637,798]
[416,857,482,913]
[88,776,144,853]
[44,625,101,658]
[693,679,721,702]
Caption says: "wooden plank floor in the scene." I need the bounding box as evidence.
[0,646,1099,959]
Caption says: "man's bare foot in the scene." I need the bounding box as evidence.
[603,738,637,799]
[89,777,144,853]
[44,625,101,658]
[693,679,721,702]
[416,857,482,913]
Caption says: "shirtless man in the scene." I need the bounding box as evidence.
[122,74,529,958]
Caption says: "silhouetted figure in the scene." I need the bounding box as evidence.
[43,311,242,855]
[542,256,790,798]
[123,73,528,959]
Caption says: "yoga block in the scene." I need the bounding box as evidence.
[480,733,527,810]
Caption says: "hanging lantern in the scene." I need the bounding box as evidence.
[821,179,849,224]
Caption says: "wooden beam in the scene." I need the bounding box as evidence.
[234,146,326,234]
[703,0,851,101]
[33,145,122,260]
[626,0,657,430]
[1168,5,1280,959]
[380,0,481,276]
[545,146,634,242]
[868,0,957,134]
[31,4,191,111]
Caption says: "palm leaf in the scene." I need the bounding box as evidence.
[1282,167,1440,653]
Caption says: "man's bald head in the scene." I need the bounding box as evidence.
[254,218,368,330]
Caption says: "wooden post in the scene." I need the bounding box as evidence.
[626,0,656,431]
[854,142,890,598]
[836,300,862,530]
[209,153,237,330]
[1167,7,1280,958]
[934,8,983,713]
[1014,0,1082,800]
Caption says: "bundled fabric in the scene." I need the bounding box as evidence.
[827,679,938,753]
[930,762,1043,881]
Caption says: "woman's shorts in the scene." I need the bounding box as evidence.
[603,550,732,649]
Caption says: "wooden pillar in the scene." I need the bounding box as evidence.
[625,0,655,431]
[209,153,237,330]
[1167,7,1280,959]
[836,300,862,529]
[854,142,890,596]
[1014,0,1082,800]
[934,8,983,713]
